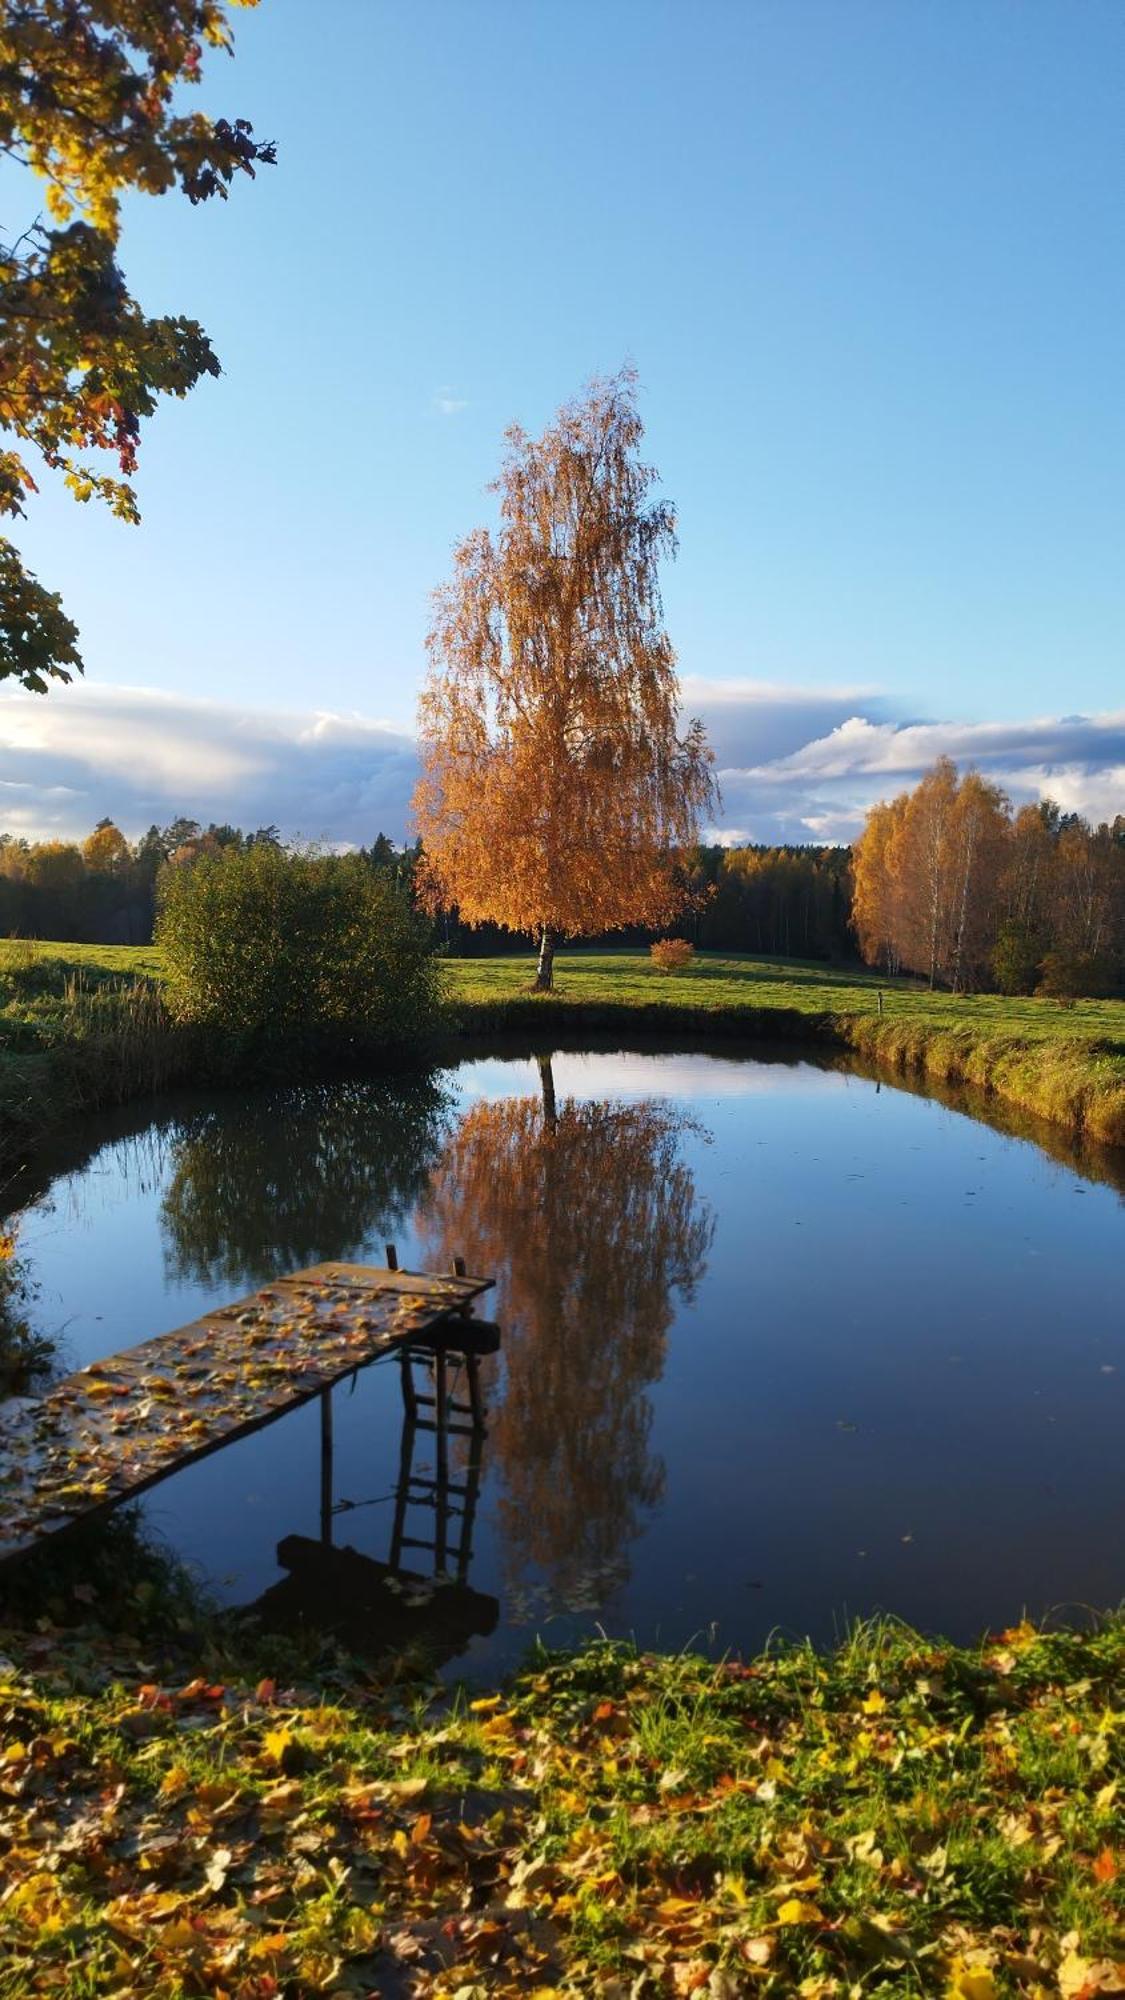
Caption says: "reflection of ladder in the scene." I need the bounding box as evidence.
[389,1247,501,1477]
[386,1246,500,1580]
[316,1246,500,1551]
[389,1412,484,1583]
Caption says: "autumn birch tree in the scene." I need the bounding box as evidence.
[413,368,716,990]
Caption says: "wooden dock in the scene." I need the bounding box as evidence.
[0,1259,493,1564]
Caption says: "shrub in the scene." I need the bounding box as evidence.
[991,919,1042,996]
[156,845,441,1049]
[649,937,695,971]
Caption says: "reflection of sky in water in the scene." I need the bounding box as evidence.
[4,1049,1124,1678]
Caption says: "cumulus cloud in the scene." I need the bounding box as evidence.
[680,676,891,770]
[0,686,418,846]
[713,707,1125,843]
[0,679,1121,850]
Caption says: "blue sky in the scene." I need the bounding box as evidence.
[2,0,1124,844]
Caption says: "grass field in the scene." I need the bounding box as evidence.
[2,939,1124,1151]
[1,1602,1122,1997]
[445,945,1125,1038]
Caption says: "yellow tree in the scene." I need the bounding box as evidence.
[850,794,908,972]
[82,821,130,872]
[413,369,716,989]
[0,2,274,689]
[946,770,1009,991]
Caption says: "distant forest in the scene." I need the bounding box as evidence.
[2,775,1124,997]
[0,819,853,962]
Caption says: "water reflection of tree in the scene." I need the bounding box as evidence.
[419,1057,713,1605]
[161,1076,453,1288]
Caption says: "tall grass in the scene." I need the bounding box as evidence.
[0,955,193,1170]
[59,972,185,1102]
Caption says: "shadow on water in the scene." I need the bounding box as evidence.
[245,1381,501,1673]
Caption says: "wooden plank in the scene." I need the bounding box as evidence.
[0,1262,492,1565]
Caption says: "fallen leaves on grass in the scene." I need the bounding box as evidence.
[0,1615,1122,1995]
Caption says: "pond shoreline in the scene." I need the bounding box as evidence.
[2,942,1124,1172]
[449,987,1125,1149]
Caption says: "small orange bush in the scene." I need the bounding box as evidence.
[649,937,695,971]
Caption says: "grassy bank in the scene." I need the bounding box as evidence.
[0,940,427,1173]
[445,950,1125,1149]
[2,941,1124,1162]
[1,1605,1122,1997]
[0,945,191,1172]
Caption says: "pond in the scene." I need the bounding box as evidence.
[2,1044,1123,1676]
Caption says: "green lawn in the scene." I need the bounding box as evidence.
[3,937,1121,1046]
[0,938,166,982]
[444,946,1125,1041]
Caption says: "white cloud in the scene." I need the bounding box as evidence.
[432,386,469,416]
[0,685,418,845]
[715,708,1125,842]
[0,680,1122,849]
[751,711,1125,783]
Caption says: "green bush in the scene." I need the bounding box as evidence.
[156,845,441,1049]
[991,918,1042,995]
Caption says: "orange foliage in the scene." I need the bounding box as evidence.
[412,370,715,981]
[82,822,129,872]
[852,759,1010,988]
[649,937,694,969]
[417,1061,713,1600]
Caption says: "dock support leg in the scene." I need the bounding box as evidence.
[389,1412,416,1570]
[399,1348,418,1419]
[319,1387,333,1547]
[466,1353,485,1430]
[434,1347,448,1480]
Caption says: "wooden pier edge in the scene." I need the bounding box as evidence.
[0,1258,495,1567]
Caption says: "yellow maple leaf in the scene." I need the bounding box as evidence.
[776,1897,824,1926]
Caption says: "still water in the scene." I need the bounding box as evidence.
[3,1045,1123,1674]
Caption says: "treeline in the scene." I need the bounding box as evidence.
[853,758,1125,994]
[0,821,858,964]
[684,844,853,959]
[7,792,1122,996]
[441,847,854,961]
[0,818,288,945]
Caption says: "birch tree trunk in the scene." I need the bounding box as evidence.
[532,925,557,992]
